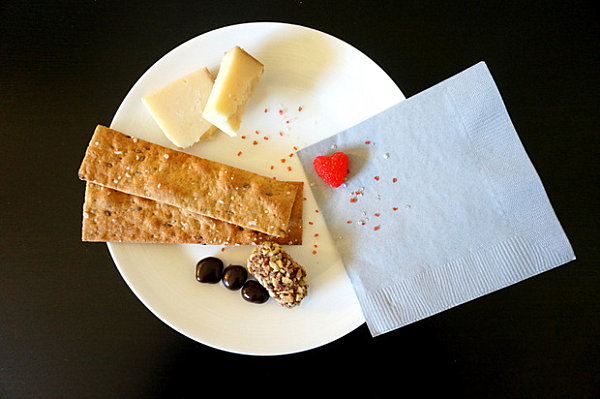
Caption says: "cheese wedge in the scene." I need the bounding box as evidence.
[203,46,264,136]
[142,67,217,148]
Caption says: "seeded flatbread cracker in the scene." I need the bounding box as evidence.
[81,181,303,245]
[78,125,298,237]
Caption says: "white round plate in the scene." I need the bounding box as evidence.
[108,22,404,355]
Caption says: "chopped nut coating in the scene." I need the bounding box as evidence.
[247,242,308,308]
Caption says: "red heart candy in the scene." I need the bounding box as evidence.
[313,152,349,188]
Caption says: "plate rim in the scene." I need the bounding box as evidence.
[106,21,403,355]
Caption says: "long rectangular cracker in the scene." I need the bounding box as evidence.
[82,181,303,245]
[78,125,298,237]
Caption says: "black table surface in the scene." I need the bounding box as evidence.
[1,1,598,398]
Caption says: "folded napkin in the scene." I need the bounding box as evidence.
[297,62,575,337]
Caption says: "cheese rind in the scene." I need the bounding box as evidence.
[142,67,217,148]
[203,46,264,136]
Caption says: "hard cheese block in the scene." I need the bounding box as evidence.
[203,46,264,136]
[78,125,298,237]
[142,67,217,148]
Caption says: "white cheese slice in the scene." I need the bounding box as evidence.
[142,67,217,148]
[203,46,264,137]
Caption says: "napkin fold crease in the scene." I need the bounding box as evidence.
[297,62,575,337]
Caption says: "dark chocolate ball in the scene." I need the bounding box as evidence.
[195,257,223,283]
[222,265,248,290]
[241,280,269,304]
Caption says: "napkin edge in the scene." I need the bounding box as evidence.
[363,234,575,337]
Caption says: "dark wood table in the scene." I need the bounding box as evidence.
[2,1,598,398]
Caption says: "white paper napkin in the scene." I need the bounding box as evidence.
[297,62,575,337]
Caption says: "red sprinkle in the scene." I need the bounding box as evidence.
[312,250,317,255]
[279,132,284,136]
[393,178,398,183]
[315,209,319,213]
[308,221,314,225]
[285,120,290,124]
[264,108,269,113]
[374,176,380,181]
[293,146,298,151]
[220,247,226,252]
[237,151,242,156]
[289,153,294,157]
[255,130,260,135]
[313,244,318,248]
[241,135,246,139]
[374,213,381,217]
[263,136,269,140]
[279,109,284,115]
[270,165,274,170]
[374,225,381,231]
[350,198,357,203]
[365,141,371,145]
[287,166,292,171]
[346,220,352,224]
[298,106,303,112]
[303,197,307,201]
[314,233,319,237]
[252,140,258,145]
[392,207,399,211]
[280,158,286,163]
